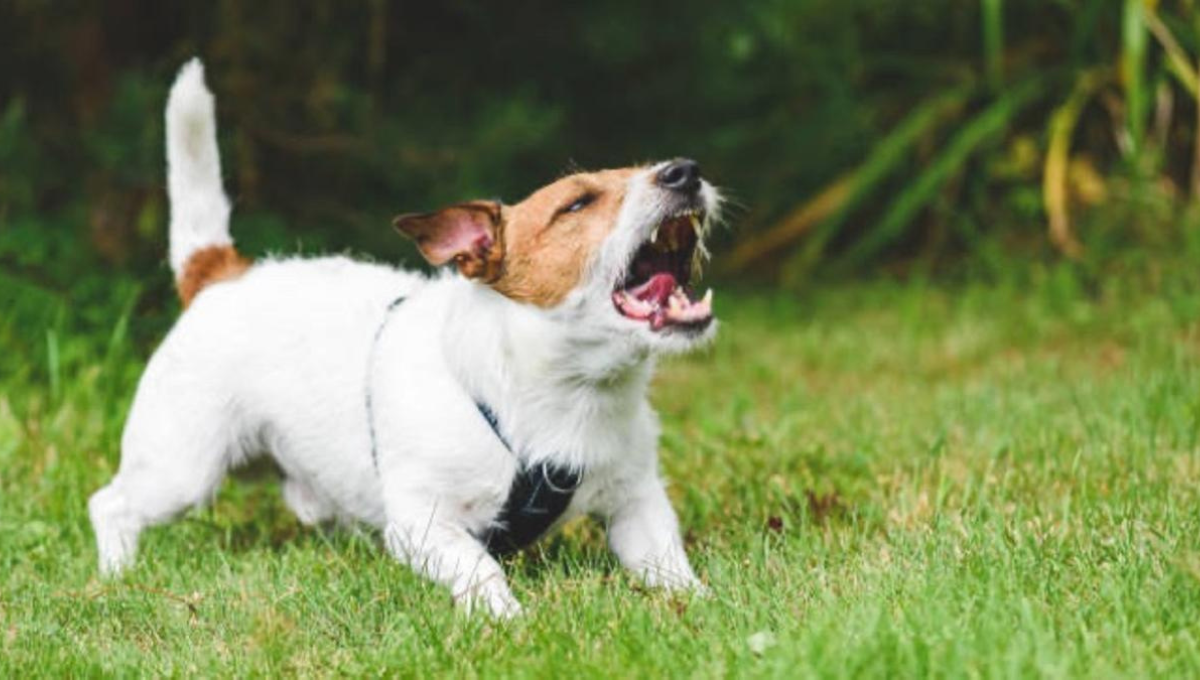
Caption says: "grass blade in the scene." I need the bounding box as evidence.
[45,328,60,402]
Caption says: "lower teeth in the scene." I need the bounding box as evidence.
[615,286,714,325]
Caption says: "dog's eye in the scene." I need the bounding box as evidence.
[558,193,595,217]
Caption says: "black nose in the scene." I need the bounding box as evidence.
[656,158,701,193]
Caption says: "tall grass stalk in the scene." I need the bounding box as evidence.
[1122,0,1149,155]
[1143,6,1198,98]
[982,0,1005,93]
[1044,70,1107,258]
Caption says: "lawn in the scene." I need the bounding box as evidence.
[2,266,1199,677]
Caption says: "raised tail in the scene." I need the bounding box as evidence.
[165,58,248,306]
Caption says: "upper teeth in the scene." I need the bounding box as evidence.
[651,211,702,250]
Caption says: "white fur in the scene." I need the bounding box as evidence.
[89,60,718,617]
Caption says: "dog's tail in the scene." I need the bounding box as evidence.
[165,58,248,307]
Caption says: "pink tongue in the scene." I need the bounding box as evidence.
[628,273,676,306]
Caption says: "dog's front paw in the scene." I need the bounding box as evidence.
[455,580,524,619]
[648,571,708,596]
[635,556,704,592]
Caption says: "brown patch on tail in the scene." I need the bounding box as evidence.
[177,245,251,307]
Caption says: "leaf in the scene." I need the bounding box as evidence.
[1044,69,1107,259]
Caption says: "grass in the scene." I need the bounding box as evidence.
[2,261,1200,677]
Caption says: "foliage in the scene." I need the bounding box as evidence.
[2,1,1198,306]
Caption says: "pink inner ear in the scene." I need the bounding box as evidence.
[423,209,494,264]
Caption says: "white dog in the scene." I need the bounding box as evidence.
[89,59,722,617]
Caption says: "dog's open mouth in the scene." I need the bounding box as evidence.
[612,210,713,331]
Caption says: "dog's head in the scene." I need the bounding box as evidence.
[394,159,721,354]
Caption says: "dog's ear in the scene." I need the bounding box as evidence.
[393,200,504,280]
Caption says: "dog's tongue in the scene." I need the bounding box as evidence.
[614,272,714,330]
[628,273,676,306]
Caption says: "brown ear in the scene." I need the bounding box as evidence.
[393,200,504,280]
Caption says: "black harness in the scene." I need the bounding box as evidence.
[366,296,582,557]
[473,402,582,556]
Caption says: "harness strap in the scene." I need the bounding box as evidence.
[365,295,407,470]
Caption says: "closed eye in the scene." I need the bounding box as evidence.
[554,193,596,220]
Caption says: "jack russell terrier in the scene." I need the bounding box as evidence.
[89,59,723,617]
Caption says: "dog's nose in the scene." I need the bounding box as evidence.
[656,158,701,194]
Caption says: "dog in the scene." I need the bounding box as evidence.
[88,59,722,617]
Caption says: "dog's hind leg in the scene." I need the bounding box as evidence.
[89,373,236,574]
[88,482,145,575]
[282,477,336,526]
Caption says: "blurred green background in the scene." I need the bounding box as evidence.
[2,0,1199,350]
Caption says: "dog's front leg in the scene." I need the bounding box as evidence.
[606,476,704,592]
[384,510,521,618]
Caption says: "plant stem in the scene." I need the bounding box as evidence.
[982,0,1005,93]
[1122,0,1149,156]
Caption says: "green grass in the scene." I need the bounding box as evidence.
[2,265,1200,677]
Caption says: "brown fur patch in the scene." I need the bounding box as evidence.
[394,167,640,308]
[492,168,636,307]
[176,244,251,307]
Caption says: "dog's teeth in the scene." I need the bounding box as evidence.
[702,288,713,306]
[689,214,700,233]
[651,225,660,243]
